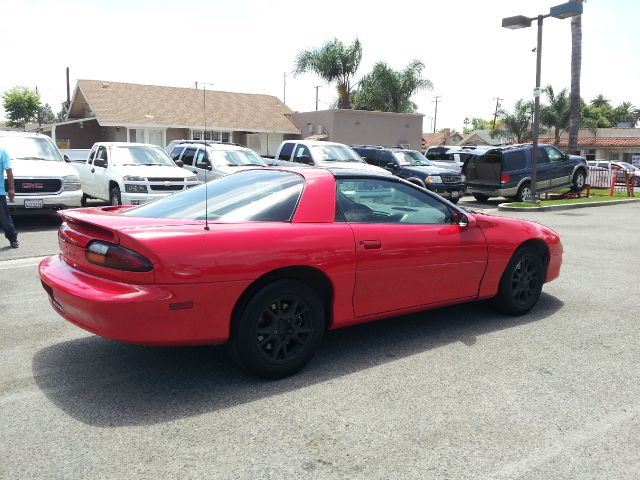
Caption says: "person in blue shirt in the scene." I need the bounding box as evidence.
[0,147,19,248]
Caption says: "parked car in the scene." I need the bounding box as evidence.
[465,144,588,202]
[169,142,266,183]
[165,139,244,154]
[269,140,391,175]
[39,167,563,379]
[587,160,640,186]
[0,130,82,213]
[73,142,199,206]
[351,145,466,203]
[424,145,466,171]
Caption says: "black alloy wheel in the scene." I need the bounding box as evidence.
[493,247,544,315]
[231,279,325,379]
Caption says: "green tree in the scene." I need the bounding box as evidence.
[351,60,432,113]
[590,94,610,108]
[613,101,639,126]
[56,101,69,122]
[294,38,362,109]
[38,103,57,125]
[2,86,40,128]
[540,85,570,146]
[493,99,534,143]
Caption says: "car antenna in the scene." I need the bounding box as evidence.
[203,85,209,231]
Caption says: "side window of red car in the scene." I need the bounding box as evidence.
[336,179,452,225]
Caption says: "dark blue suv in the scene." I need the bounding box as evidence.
[464,144,587,202]
[352,146,466,203]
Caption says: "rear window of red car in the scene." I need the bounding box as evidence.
[124,170,303,222]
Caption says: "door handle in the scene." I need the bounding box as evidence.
[361,240,382,250]
[91,168,95,173]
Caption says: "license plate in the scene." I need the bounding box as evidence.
[450,191,460,198]
[25,199,43,209]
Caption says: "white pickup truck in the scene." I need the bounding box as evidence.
[0,130,82,213]
[74,142,200,206]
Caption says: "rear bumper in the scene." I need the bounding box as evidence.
[546,253,562,283]
[8,191,83,212]
[38,255,249,345]
[466,185,518,198]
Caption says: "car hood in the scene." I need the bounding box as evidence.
[318,161,392,175]
[400,165,461,176]
[215,165,265,175]
[428,160,462,172]
[10,159,80,177]
[111,165,195,178]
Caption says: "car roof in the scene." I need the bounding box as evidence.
[174,142,249,151]
[0,130,51,138]
[284,140,353,148]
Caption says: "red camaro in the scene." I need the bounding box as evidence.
[39,168,562,378]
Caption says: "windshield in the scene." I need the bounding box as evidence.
[0,136,63,162]
[619,162,636,170]
[393,150,433,166]
[123,170,303,222]
[111,146,176,167]
[211,149,266,167]
[310,145,363,163]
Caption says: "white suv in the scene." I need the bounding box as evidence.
[0,130,82,213]
[169,142,266,183]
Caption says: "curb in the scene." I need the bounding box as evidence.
[498,197,640,212]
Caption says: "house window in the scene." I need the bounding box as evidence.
[192,130,233,142]
[586,149,596,161]
[608,152,620,161]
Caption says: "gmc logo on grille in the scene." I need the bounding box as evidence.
[22,183,44,189]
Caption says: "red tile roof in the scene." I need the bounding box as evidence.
[539,137,640,147]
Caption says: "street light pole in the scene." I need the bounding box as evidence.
[501,1,583,204]
[530,14,544,203]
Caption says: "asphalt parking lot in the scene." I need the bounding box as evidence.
[1,201,639,479]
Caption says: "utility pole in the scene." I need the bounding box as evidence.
[492,97,503,129]
[315,85,322,111]
[432,96,441,133]
[283,72,287,104]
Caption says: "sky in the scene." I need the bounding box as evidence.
[0,0,637,133]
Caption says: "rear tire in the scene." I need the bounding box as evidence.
[473,193,489,202]
[571,170,586,192]
[449,197,460,204]
[514,182,532,202]
[109,187,122,206]
[492,247,544,316]
[230,279,325,379]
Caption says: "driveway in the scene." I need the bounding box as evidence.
[1,203,639,479]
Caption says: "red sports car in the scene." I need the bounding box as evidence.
[39,168,562,378]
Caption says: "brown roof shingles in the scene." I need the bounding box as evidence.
[74,80,299,133]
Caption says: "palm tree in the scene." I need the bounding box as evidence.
[294,38,362,109]
[540,85,570,146]
[493,99,534,143]
[351,60,433,113]
[590,94,610,108]
[614,101,640,126]
[568,1,584,154]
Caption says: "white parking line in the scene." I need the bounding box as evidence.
[0,256,50,271]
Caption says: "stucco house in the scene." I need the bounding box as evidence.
[38,80,300,156]
[539,128,640,165]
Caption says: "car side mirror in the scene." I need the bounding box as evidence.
[175,160,184,167]
[386,162,397,170]
[63,154,70,163]
[453,212,476,228]
[93,158,107,168]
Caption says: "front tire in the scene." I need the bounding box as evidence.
[473,193,489,202]
[230,279,325,379]
[571,170,586,192]
[109,187,122,206]
[492,247,544,315]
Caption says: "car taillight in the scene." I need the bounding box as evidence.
[500,173,511,184]
[86,241,153,272]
